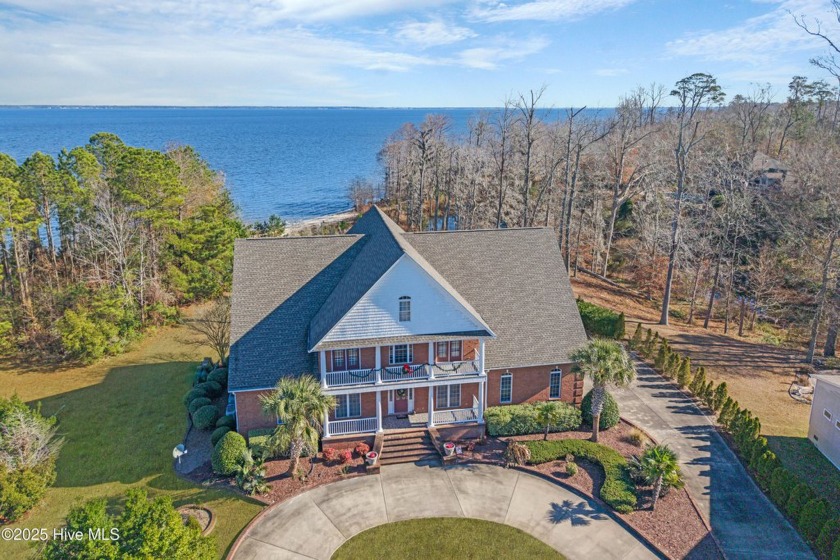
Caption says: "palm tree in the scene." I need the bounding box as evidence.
[260,375,336,478]
[638,444,684,510]
[570,339,636,442]
[535,401,564,440]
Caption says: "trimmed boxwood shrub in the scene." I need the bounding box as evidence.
[188,397,212,415]
[216,414,236,430]
[799,498,833,544]
[816,517,840,559]
[787,483,816,521]
[576,299,625,339]
[207,368,228,387]
[192,405,219,430]
[195,381,223,399]
[525,439,637,513]
[212,431,247,475]
[183,387,208,407]
[581,389,620,430]
[211,426,231,447]
[769,467,796,508]
[485,402,581,437]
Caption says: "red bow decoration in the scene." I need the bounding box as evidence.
[402,364,411,374]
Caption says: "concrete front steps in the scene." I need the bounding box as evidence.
[379,428,439,466]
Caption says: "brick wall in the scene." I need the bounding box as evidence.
[234,389,275,435]
[486,364,581,407]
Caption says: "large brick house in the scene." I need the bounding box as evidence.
[228,206,587,444]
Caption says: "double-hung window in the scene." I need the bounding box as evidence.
[390,344,413,364]
[450,341,462,360]
[399,296,411,321]
[336,394,361,418]
[549,369,562,399]
[332,350,345,370]
[347,348,359,368]
[500,373,513,404]
[436,384,461,408]
[436,341,449,360]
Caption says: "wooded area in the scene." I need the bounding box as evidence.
[376,72,840,363]
[0,133,246,362]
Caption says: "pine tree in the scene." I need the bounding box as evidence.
[690,366,706,395]
[712,382,728,412]
[702,380,716,408]
[630,322,644,350]
[718,396,736,427]
[655,340,670,370]
[677,356,691,388]
[665,353,680,379]
[641,329,654,356]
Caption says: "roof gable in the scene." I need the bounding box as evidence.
[315,254,494,349]
[308,206,491,350]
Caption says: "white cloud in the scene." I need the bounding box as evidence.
[594,67,629,77]
[666,0,840,64]
[454,36,550,69]
[470,0,637,22]
[396,19,477,48]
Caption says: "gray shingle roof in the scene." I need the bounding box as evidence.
[403,228,587,370]
[228,207,587,392]
[228,235,365,391]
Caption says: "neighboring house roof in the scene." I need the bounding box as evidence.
[229,206,588,392]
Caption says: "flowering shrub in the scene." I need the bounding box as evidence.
[354,442,370,457]
[338,450,352,464]
[322,447,338,463]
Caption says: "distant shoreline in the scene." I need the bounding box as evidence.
[285,209,358,234]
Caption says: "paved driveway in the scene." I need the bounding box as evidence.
[612,359,814,560]
[230,462,659,560]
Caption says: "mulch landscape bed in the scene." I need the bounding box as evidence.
[451,421,722,560]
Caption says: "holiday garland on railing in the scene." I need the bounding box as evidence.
[335,359,478,379]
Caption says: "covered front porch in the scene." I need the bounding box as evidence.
[323,380,486,438]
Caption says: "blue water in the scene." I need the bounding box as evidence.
[0,107,483,222]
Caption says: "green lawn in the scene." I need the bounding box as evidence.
[768,436,840,515]
[0,324,263,559]
[331,518,565,560]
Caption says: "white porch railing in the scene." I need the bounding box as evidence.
[329,416,377,436]
[432,407,479,425]
[325,368,376,387]
[432,359,481,377]
[323,358,482,388]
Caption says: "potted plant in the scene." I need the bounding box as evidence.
[365,451,378,465]
[443,442,455,456]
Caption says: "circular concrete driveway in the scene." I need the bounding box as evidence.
[229,463,659,560]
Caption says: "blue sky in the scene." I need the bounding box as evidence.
[1,0,839,106]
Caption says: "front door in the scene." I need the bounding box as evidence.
[394,389,409,414]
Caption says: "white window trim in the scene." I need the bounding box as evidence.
[332,350,345,370]
[549,369,562,400]
[500,373,513,404]
[399,296,411,322]
[436,341,449,360]
[389,344,413,365]
[347,348,359,368]
[336,393,362,419]
[825,409,833,421]
[450,340,462,360]
[436,384,461,408]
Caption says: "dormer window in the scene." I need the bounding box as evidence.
[399,296,411,322]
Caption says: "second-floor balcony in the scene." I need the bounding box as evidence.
[323,358,482,389]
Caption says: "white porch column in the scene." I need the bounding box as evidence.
[478,340,486,374]
[323,411,331,438]
[320,351,327,389]
[375,345,382,384]
[376,390,384,432]
[477,380,486,424]
[427,387,435,427]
